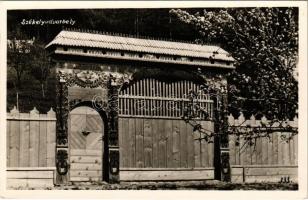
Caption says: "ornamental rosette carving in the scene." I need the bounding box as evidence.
[57,70,132,89]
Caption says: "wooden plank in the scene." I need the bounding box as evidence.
[172,120,180,167]
[180,120,188,168]
[120,169,214,181]
[135,118,144,168]
[119,118,127,167]
[294,134,298,165]
[187,123,194,168]
[71,156,102,164]
[245,167,298,176]
[208,122,215,167]
[70,163,102,170]
[267,135,273,165]
[70,177,101,182]
[143,118,152,168]
[289,134,294,165]
[29,119,39,167]
[39,120,47,167]
[158,119,166,168]
[272,132,279,164]
[128,118,136,168]
[256,136,262,165]
[7,170,54,179]
[283,133,291,165]
[200,121,209,167]
[46,119,56,167]
[261,136,268,165]
[7,178,54,189]
[118,117,125,167]
[231,167,244,175]
[19,114,30,167]
[6,120,10,167]
[277,132,283,165]
[193,126,201,168]
[229,135,236,165]
[152,119,159,168]
[70,170,102,178]
[166,119,173,168]
[240,135,245,165]
[70,149,102,156]
[9,118,20,167]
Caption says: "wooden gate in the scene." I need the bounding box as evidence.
[118,78,216,181]
[68,106,104,182]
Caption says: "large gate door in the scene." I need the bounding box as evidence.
[69,106,104,182]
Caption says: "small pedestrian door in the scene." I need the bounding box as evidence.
[68,106,104,182]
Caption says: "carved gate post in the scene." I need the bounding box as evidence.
[107,75,121,183]
[219,93,231,182]
[55,73,69,184]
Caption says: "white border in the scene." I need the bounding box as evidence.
[0,1,307,199]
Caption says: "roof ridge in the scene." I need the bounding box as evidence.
[62,27,218,47]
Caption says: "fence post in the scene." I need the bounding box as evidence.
[220,93,231,182]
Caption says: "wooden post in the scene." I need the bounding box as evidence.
[214,91,231,182]
[220,93,231,182]
[55,72,69,184]
[107,76,120,183]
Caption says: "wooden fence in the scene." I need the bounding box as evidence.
[6,107,56,188]
[228,113,298,183]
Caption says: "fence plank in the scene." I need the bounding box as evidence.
[172,120,180,167]
[144,118,152,168]
[29,120,40,167]
[272,132,279,165]
[46,119,56,167]
[39,119,47,167]
[180,120,188,168]
[278,132,283,165]
[7,119,10,166]
[166,119,173,168]
[128,118,136,168]
[118,118,124,168]
[158,119,167,168]
[152,119,159,168]
[240,135,245,165]
[229,135,236,165]
[208,122,214,167]
[294,134,298,164]
[187,123,194,168]
[193,128,201,168]
[135,118,144,168]
[283,133,291,165]
[29,109,40,167]
[10,117,20,167]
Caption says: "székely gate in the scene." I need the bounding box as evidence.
[45,29,235,184]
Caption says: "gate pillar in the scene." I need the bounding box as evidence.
[219,93,231,182]
[106,75,122,183]
[55,74,69,184]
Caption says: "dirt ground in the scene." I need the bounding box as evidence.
[49,180,298,190]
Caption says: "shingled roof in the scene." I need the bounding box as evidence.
[46,30,234,62]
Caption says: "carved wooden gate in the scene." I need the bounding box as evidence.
[69,106,104,182]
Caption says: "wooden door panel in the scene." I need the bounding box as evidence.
[69,106,104,182]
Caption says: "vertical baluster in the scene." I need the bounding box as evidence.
[135,81,141,115]
[132,83,135,116]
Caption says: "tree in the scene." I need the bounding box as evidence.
[170,7,298,120]
[7,31,35,110]
[30,42,52,98]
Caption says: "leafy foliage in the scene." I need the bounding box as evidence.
[7,32,56,113]
[170,7,298,120]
